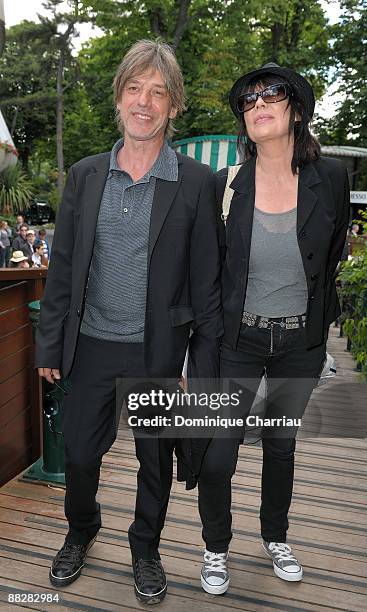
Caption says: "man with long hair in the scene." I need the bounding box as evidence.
[36,40,222,604]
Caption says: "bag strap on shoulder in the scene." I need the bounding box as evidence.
[221,164,241,225]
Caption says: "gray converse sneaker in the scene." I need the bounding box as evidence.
[262,540,303,581]
[201,549,230,595]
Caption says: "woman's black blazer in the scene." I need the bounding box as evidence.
[215,155,350,350]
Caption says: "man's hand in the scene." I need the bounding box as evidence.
[38,368,61,384]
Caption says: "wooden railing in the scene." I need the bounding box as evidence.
[0,269,47,485]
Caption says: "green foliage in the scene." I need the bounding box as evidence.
[78,0,331,142]
[317,0,367,164]
[338,210,367,379]
[332,0,367,144]
[0,214,17,227]
[0,0,361,173]
[0,21,58,169]
[0,165,34,215]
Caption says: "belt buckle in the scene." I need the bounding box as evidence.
[285,322,299,329]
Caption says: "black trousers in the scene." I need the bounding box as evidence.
[198,323,327,551]
[61,333,175,560]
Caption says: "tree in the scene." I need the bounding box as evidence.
[0,165,34,215]
[80,0,332,139]
[0,2,88,197]
[330,0,367,145]
[38,0,89,198]
[0,21,57,170]
[1,0,335,177]
[315,0,367,189]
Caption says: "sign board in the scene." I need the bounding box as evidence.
[350,191,367,205]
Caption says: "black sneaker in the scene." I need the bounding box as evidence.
[132,557,167,604]
[49,536,97,587]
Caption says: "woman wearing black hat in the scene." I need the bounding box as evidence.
[198,64,350,593]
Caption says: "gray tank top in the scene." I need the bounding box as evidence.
[243,206,308,317]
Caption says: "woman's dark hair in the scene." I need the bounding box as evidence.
[237,74,320,174]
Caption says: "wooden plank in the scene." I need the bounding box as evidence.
[0,451,33,490]
[0,363,30,405]
[0,306,30,337]
[101,454,367,495]
[0,527,363,612]
[0,416,32,485]
[1,503,366,573]
[0,282,28,311]
[0,348,31,384]
[0,392,29,429]
[4,475,367,536]
[0,325,31,360]
[0,269,47,282]
[0,577,139,612]
[1,487,366,553]
[0,525,365,612]
[2,535,366,599]
[30,350,42,463]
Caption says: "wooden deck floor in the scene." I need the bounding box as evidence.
[0,327,366,612]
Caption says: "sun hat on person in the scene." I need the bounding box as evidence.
[229,62,315,120]
[10,250,29,263]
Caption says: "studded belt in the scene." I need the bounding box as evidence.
[242,311,306,330]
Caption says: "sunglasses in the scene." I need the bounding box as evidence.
[237,83,290,113]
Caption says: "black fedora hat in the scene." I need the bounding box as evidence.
[229,62,315,120]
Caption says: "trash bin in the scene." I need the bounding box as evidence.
[22,301,65,485]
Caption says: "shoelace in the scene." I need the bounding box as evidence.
[268,542,298,563]
[55,544,86,565]
[203,551,228,575]
[135,560,164,586]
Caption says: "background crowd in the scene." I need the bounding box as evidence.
[0,213,50,268]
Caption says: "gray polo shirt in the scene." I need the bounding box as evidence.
[80,138,178,342]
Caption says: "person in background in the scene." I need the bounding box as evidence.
[3,220,13,265]
[15,214,25,235]
[32,241,48,268]
[12,224,29,252]
[0,220,11,267]
[9,250,30,269]
[38,228,51,260]
[347,223,361,256]
[350,223,359,237]
[22,228,36,263]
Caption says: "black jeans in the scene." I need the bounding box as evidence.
[61,333,175,560]
[198,322,327,551]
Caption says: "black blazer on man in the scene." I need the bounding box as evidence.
[35,151,223,382]
[216,156,350,350]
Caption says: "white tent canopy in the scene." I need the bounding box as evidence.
[0,110,13,144]
[0,110,17,171]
